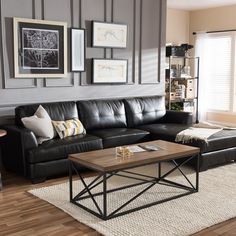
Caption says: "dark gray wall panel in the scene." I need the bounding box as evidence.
[0,0,166,118]
[112,0,135,84]
[0,0,37,88]
[43,0,74,87]
[159,0,166,85]
[140,0,161,84]
[80,0,105,85]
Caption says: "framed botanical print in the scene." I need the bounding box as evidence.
[92,21,128,48]
[71,28,85,72]
[13,17,67,78]
[92,59,128,84]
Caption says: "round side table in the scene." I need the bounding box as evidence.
[0,129,7,190]
[0,129,7,137]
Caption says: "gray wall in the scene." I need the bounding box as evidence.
[0,0,166,122]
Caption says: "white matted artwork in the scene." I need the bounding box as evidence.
[93,59,128,84]
[71,28,85,72]
[92,21,128,48]
[13,17,67,78]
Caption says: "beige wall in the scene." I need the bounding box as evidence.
[167,5,236,123]
[190,5,236,33]
[167,5,236,44]
[166,8,190,44]
[190,4,236,44]
[190,5,236,124]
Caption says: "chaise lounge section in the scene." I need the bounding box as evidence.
[2,96,236,183]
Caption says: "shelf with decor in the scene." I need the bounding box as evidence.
[165,47,200,123]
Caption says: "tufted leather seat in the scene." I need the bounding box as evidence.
[124,96,166,127]
[27,134,102,163]
[90,128,149,148]
[15,101,78,126]
[2,95,236,183]
[78,99,149,148]
[77,99,127,130]
[138,123,191,142]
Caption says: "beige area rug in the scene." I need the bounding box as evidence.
[29,163,236,236]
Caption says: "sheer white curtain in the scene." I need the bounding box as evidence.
[195,33,210,121]
[194,32,233,121]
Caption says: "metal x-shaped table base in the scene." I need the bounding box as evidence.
[69,154,199,220]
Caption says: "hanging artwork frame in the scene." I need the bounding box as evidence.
[71,28,85,72]
[13,17,67,78]
[92,59,128,84]
[92,21,128,48]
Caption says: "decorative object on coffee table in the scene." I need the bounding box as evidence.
[0,129,7,190]
[115,146,134,158]
[68,140,200,220]
[13,17,67,78]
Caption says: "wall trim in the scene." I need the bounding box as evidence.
[139,0,161,84]
[0,0,38,89]
[43,0,75,88]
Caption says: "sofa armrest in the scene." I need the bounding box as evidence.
[160,110,193,125]
[1,125,38,176]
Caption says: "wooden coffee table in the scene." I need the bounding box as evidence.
[69,140,200,220]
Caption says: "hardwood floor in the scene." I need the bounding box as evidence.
[0,170,235,236]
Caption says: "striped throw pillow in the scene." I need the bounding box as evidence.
[52,118,86,139]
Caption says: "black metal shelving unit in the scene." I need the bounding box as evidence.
[165,56,200,123]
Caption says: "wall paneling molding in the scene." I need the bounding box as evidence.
[0,0,166,118]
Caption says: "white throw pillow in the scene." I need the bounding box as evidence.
[35,105,57,138]
[21,105,55,144]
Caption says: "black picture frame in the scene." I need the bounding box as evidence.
[92,21,128,48]
[92,58,128,84]
[71,28,86,72]
[13,17,67,78]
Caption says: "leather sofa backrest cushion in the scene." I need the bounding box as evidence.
[77,100,127,130]
[124,96,166,127]
[15,101,78,126]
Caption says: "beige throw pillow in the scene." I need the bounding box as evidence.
[21,105,55,144]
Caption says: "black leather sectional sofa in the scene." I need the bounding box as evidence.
[2,96,236,183]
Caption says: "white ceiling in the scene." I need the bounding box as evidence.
[167,0,236,11]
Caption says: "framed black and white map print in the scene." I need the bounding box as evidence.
[13,17,67,78]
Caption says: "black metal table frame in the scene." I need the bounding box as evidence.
[69,154,199,220]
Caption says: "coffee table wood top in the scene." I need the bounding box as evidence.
[69,140,200,172]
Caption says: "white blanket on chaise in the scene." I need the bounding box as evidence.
[175,121,236,143]
[175,127,222,144]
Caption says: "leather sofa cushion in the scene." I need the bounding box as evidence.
[189,129,236,153]
[124,96,166,127]
[89,128,149,148]
[159,110,193,125]
[16,101,78,126]
[27,134,102,164]
[138,123,190,142]
[139,123,236,153]
[77,100,127,130]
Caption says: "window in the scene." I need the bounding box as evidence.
[207,35,232,111]
[195,32,236,120]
